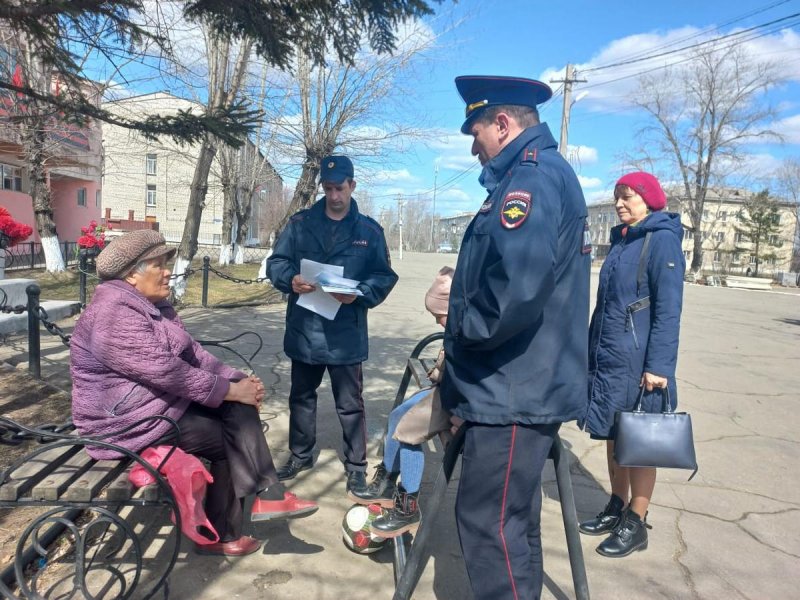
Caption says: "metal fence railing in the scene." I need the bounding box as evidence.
[3,241,82,271]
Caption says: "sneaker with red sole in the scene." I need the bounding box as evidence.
[250,492,319,522]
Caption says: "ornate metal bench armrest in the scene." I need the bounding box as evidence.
[198,330,264,373]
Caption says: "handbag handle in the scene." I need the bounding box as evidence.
[632,383,673,414]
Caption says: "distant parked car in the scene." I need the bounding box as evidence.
[437,242,454,253]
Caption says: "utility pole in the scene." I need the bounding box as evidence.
[550,64,587,158]
[397,195,404,260]
[429,162,439,252]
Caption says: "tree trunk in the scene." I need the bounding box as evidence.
[27,122,65,272]
[691,225,704,273]
[172,135,216,296]
[218,172,236,265]
[271,159,321,241]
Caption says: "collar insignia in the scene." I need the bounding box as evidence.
[500,191,532,229]
[479,199,493,213]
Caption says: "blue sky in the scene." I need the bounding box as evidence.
[359,0,800,216]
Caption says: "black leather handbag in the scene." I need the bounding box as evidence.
[614,386,698,480]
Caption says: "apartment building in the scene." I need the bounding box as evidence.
[101,92,282,245]
[587,189,799,275]
[0,40,103,243]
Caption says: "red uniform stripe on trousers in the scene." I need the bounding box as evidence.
[499,424,520,600]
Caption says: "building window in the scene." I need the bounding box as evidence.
[95,189,101,207]
[212,234,221,245]
[146,154,157,176]
[715,231,725,242]
[734,232,747,244]
[718,211,727,222]
[732,253,740,264]
[713,251,722,262]
[1,164,23,191]
[683,250,692,260]
[749,255,757,265]
[703,210,710,219]
[683,229,694,240]
[768,234,779,245]
[77,187,87,206]
[146,184,156,207]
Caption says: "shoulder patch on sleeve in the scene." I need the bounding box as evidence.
[500,190,532,229]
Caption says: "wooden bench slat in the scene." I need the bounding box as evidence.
[32,451,95,501]
[0,445,82,501]
[106,467,161,502]
[63,459,130,502]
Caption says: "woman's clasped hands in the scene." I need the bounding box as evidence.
[225,374,266,407]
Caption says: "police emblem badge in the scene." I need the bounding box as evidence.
[500,191,531,229]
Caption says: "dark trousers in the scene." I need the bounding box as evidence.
[175,402,278,541]
[288,360,367,472]
[455,422,559,600]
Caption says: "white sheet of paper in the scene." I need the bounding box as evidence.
[317,272,364,296]
[296,259,345,320]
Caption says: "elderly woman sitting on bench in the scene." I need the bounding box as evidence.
[70,230,317,557]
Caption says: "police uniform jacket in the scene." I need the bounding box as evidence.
[440,123,591,425]
[266,198,398,365]
[579,211,685,438]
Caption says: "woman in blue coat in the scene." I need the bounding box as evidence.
[578,172,685,558]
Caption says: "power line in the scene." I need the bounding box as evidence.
[581,10,800,74]
[576,15,800,93]
[584,0,795,70]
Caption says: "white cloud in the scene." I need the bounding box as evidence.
[578,175,603,189]
[371,168,418,183]
[774,114,800,145]
[539,27,800,117]
[567,145,599,165]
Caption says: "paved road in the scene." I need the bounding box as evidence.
[2,252,798,599]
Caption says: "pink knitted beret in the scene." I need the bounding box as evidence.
[615,172,667,211]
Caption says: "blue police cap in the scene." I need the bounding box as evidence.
[320,155,354,183]
[455,75,553,134]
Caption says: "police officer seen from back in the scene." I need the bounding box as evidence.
[267,155,398,497]
[441,76,590,600]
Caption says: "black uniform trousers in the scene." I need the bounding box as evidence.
[288,360,367,472]
[455,422,560,600]
[171,402,278,542]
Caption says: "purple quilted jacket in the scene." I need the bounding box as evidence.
[70,280,246,459]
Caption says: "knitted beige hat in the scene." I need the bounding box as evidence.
[424,266,454,316]
[96,229,176,280]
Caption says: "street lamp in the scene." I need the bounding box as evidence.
[430,161,439,252]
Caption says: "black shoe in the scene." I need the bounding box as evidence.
[370,485,421,539]
[596,508,651,558]
[348,464,397,508]
[346,471,368,496]
[276,457,313,481]
[579,494,625,536]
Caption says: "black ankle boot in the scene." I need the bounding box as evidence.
[370,485,420,538]
[348,464,398,508]
[579,494,625,536]
[596,508,651,558]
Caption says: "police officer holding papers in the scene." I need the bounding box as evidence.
[267,155,398,497]
[440,76,591,599]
